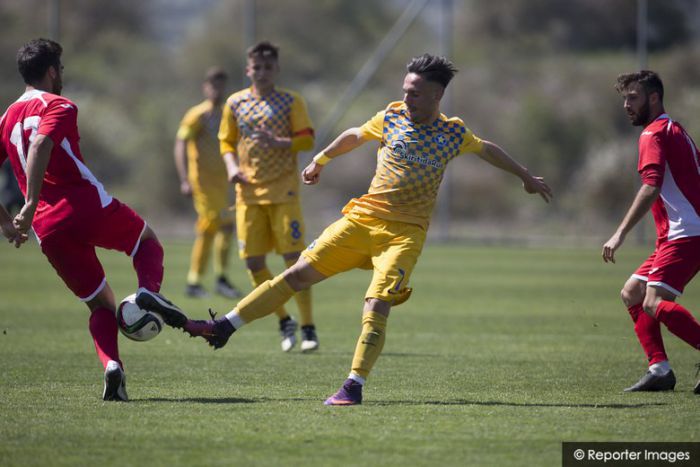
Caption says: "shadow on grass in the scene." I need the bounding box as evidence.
[136,397,259,404]
[134,396,666,409]
[369,399,668,409]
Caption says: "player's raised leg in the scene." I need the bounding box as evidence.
[184,257,326,348]
[132,226,188,328]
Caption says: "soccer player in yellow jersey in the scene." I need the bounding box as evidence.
[218,41,318,352]
[184,54,552,405]
[175,67,242,300]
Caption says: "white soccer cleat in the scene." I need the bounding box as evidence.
[279,318,298,352]
[300,325,319,353]
[103,360,128,402]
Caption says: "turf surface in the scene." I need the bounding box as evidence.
[1,241,698,466]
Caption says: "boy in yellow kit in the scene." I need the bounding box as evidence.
[218,41,318,352]
[174,68,242,300]
[184,54,552,405]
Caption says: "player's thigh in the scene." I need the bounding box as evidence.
[41,233,107,302]
[301,216,371,277]
[91,199,146,257]
[270,201,306,255]
[193,187,232,234]
[235,203,273,258]
[647,237,700,296]
[366,221,426,302]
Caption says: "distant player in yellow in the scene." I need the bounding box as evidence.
[175,67,242,299]
[184,54,552,404]
[218,41,318,352]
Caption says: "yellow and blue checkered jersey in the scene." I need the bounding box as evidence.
[219,87,314,205]
[343,101,484,229]
[176,100,228,193]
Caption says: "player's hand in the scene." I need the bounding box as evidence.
[301,162,323,185]
[0,220,28,248]
[12,204,35,245]
[602,232,625,263]
[251,129,278,149]
[522,175,552,203]
[228,169,249,185]
[180,180,192,196]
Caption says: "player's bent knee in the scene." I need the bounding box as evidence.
[283,261,325,291]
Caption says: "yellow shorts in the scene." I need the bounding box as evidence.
[236,201,305,258]
[192,186,234,234]
[301,213,426,303]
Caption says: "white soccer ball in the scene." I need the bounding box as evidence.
[117,293,164,342]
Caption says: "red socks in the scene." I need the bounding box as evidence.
[627,304,668,365]
[655,301,700,351]
[133,237,164,292]
[89,307,121,369]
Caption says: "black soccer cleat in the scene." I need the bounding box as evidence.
[623,369,676,392]
[136,288,188,328]
[694,363,700,395]
[215,276,243,299]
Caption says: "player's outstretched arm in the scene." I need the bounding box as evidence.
[302,127,367,185]
[13,134,53,235]
[476,141,553,203]
[602,183,659,264]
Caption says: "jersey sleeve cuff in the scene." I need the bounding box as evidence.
[312,152,332,166]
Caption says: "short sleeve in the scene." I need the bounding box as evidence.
[359,110,385,141]
[218,100,238,155]
[638,133,665,173]
[38,100,76,144]
[290,94,313,135]
[458,127,484,155]
[176,107,202,141]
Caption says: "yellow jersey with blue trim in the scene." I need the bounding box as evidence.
[342,101,484,229]
[176,100,227,193]
[219,86,313,205]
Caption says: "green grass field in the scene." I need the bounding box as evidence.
[1,241,698,466]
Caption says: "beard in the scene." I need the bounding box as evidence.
[631,99,650,126]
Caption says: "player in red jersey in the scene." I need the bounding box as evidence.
[0,38,189,401]
[603,70,700,394]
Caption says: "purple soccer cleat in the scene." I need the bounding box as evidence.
[324,378,363,406]
[183,309,235,349]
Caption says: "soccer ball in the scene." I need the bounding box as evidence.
[117,293,164,342]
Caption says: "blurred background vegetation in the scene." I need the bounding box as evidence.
[2,0,699,245]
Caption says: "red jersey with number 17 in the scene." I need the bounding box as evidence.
[638,113,700,244]
[0,90,112,240]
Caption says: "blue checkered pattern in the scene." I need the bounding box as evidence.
[227,88,297,184]
[370,105,467,205]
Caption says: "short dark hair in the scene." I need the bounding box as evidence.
[204,66,228,83]
[615,70,664,102]
[406,54,458,88]
[17,38,63,85]
[247,41,279,61]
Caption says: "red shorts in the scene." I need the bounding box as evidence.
[632,236,700,296]
[39,199,146,301]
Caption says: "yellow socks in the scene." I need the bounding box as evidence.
[285,258,313,326]
[213,229,233,277]
[350,311,388,380]
[236,274,296,324]
[248,267,288,319]
[187,232,214,285]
